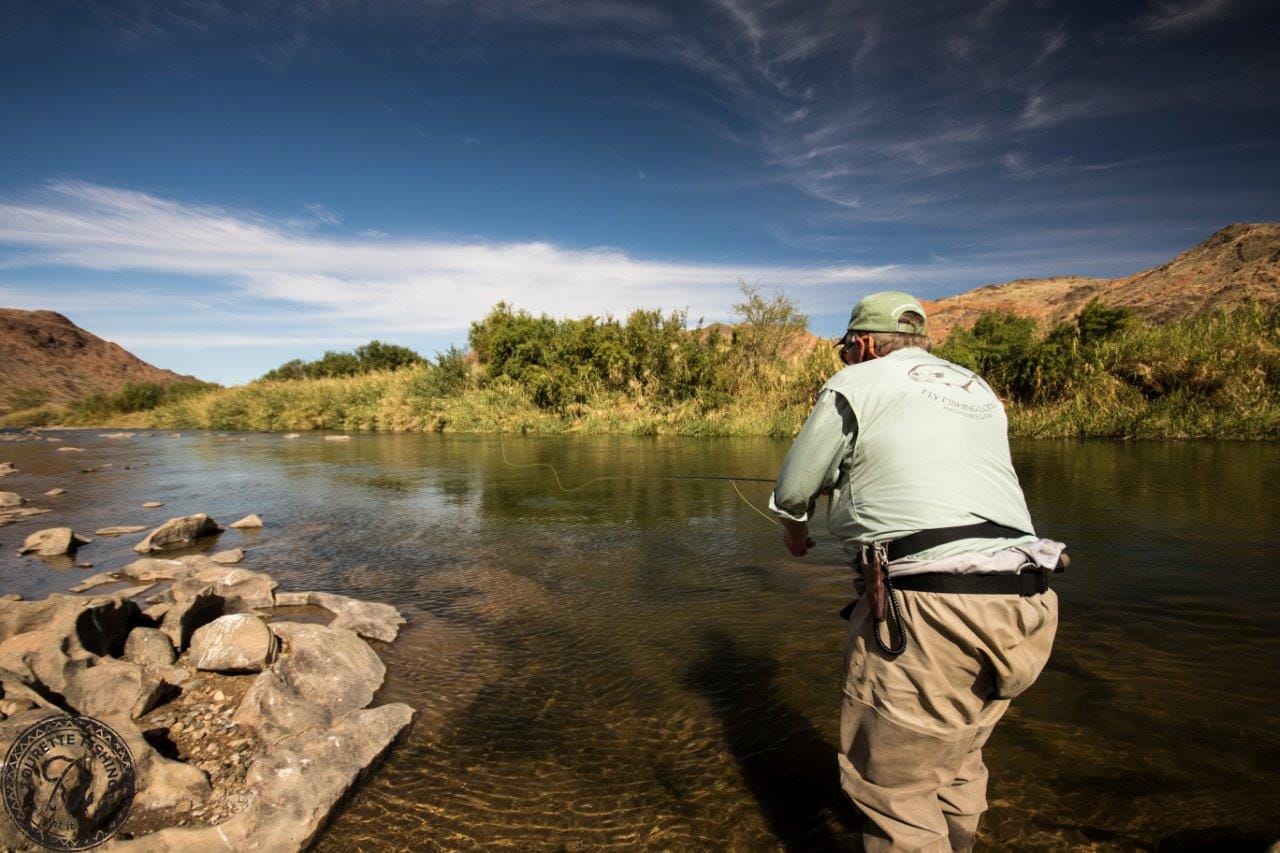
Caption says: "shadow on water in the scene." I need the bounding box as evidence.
[684,630,863,852]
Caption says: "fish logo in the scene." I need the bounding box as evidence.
[907,363,986,394]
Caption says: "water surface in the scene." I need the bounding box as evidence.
[1,432,1277,850]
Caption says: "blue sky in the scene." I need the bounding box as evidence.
[1,0,1277,384]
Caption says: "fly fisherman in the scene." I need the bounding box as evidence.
[769,291,1065,852]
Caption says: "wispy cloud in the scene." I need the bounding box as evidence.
[0,181,899,338]
[1136,0,1247,35]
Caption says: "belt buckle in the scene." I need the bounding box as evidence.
[1018,569,1045,596]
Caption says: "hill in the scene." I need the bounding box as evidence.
[925,223,1280,340]
[0,309,197,413]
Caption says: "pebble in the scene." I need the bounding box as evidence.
[212,690,225,702]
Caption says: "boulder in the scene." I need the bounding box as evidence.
[273,591,405,643]
[209,548,245,564]
[96,524,147,536]
[45,487,66,496]
[134,514,222,553]
[159,588,224,651]
[189,614,276,673]
[0,491,23,508]
[229,514,263,529]
[123,627,177,668]
[64,658,166,719]
[17,526,93,556]
[272,623,385,717]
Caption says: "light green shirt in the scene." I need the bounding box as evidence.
[771,348,1040,567]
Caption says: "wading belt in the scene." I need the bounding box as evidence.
[844,521,1055,658]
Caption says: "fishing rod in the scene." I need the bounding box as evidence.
[498,437,780,526]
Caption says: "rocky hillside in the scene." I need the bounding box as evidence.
[925,223,1280,340]
[0,309,196,413]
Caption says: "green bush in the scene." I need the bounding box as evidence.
[260,340,424,381]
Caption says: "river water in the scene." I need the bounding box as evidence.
[1,431,1277,851]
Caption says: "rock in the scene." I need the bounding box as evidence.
[65,658,166,719]
[323,435,351,441]
[124,627,177,668]
[17,526,93,556]
[0,594,140,693]
[189,614,276,673]
[209,548,245,565]
[272,622,385,717]
[229,514,263,529]
[134,514,222,553]
[114,583,155,599]
[233,668,332,743]
[0,462,15,476]
[96,524,147,536]
[77,562,94,569]
[99,432,135,438]
[70,571,123,592]
[131,556,278,610]
[159,588,225,651]
[273,591,405,643]
[56,446,85,452]
[45,487,66,496]
[0,505,51,527]
[0,492,23,508]
[112,703,415,852]
[141,501,163,508]
[283,433,302,439]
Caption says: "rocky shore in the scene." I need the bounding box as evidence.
[0,431,416,851]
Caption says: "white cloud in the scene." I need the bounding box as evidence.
[0,181,900,339]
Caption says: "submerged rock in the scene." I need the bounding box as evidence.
[45,487,66,496]
[189,614,276,673]
[209,547,245,564]
[134,514,223,553]
[0,491,23,508]
[17,526,93,556]
[323,435,351,442]
[97,524,148,536]
[283,433,302,439]
[228,514,263,529]
[0,462,16,476]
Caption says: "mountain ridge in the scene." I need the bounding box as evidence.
[923,223,1280,340]
[0,308,197,414]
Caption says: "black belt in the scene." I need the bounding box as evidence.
[891,568,1050,596]
[887,520,1031,562]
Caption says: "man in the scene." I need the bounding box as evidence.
[769,291,1063,852]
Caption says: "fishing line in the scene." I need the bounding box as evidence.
[499,436,779,526]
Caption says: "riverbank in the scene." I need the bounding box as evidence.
[4,302,1277,440]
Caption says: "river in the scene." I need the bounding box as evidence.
[1,432,1277,850]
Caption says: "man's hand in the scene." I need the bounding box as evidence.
[781,518,816,557]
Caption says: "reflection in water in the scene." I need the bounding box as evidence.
[1,432,1277,850]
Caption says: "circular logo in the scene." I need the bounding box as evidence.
[2,715,135,851]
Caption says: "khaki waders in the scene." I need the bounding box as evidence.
[839,588,1058,852]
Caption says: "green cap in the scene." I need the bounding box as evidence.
[840,291,927,341]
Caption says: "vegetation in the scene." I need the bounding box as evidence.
[260,340,424,381]
[938,300,1280,439]
[1,381,220,427]
[5,292,1276,439]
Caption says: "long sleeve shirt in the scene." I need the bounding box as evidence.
[768,389,857,523]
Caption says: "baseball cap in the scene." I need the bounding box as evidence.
[837,291,927,344]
